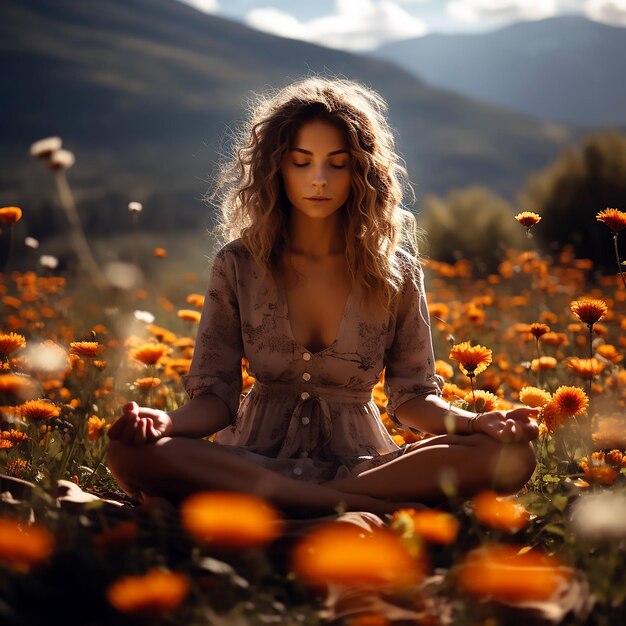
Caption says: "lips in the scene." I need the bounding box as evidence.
[305,197,331,201]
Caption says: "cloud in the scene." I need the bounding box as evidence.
[585,0,626,25]
[245,0,428,51]
[178,0,219,14]
[447,0,559,23]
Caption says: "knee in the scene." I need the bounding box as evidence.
[106,437,173,482]
[489,440,537,494]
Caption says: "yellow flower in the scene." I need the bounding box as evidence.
[185,293,205,308]
[449,341,492,377]
[106,569,188,617]
[565,357,605,380]
[0,374,37,400]
[514,211,541,229]
[153,247,168,258]
[570,298,608,326]
[435,360,454,380]
[0,333,26,356]
[463,389,499,413]
[518,386,552,408]
[529,323,550,339]
[0,206,23,225]
[176,309,201,323]
[596,208,626,233]
[530,356,557,372]
[133,377,161,389]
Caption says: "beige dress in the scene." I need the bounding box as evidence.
[182,238,442,483]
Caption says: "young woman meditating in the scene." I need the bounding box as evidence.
[106,77,538,517]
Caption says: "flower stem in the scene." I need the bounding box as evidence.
[612,233,626,289]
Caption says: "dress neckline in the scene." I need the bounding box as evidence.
[280,286,354,356]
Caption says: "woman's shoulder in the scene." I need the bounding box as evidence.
[213,237,253,265]
[393,246,423,280]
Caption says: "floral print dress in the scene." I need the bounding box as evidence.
[182,239,442,483]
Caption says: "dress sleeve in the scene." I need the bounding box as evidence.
[181,247,243,423]
[384,254,443,422]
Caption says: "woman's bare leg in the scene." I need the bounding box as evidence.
[106,437,409,517]
[324,433,536,503]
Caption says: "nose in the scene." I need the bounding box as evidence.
[311,164,327,190]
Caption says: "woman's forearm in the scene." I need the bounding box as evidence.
[167,396,232,438]
[394,393,477,436]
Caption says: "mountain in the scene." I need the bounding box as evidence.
[0,0,575,242]
[372,15,626,127]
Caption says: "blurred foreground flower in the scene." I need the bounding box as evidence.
[569,491,626,539]
[390,508,459,545]
[292,521,423,589]
[0,518,54,571]
[472,491,529,532]
[456,544,569,603]
[30,136,62,159]
[106,569,188,618]
[180,491,283,549]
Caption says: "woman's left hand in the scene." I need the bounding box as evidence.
[473,407,539,443]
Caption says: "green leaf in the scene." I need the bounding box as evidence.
[552,494,569,512]
[542,474,561,483]
[542,523,566,537]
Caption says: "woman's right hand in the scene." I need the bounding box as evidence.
[108,401,173,445]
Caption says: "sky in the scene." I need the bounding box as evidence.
[177,0,626,51]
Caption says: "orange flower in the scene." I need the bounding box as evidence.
[134,377,161,389]
[0,206,23,225]
[449,341,492,377]
[93,521,139,552]
[0,332,26,356]
[130,343,170,366]
[463,389,499,412]
[514,211,541,229]
[17,399,61,421]
[0,518,54,571]
[0,374,37,400]
[596,208,626,233]
[473,491,529,532]
[146,324,177,344]
[570,298,608,326]
[435,359,454,380]
[292,521,423,589]
[530,356,557,372]
[180,491,283,549]
[541,332,569,347]
[0,429,29,444]
[596,344,623,363]
[69,341,105,358]
[550,385,589,419]
[592,415,626,449]
[87,415,107,441]
[565,357,605,379]
[153,247,168,258]
[2,296,21,309]
[106,569,188,617]
[177,309,201,323]
[529,323,550,339]
[186,293,205,308]
[391,508,459,545]
[456,544,569,603]
[6,459,29,478]
[579,457,619,485]
[518,386,551,408]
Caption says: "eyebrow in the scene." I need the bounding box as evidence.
[289,148,349,156]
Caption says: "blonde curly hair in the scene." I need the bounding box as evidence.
[208,76,421,310]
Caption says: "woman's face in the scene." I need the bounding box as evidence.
[281,119,352,221]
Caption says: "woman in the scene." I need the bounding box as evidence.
[107,77,538,516]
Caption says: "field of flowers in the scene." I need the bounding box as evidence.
[2,163,626,625]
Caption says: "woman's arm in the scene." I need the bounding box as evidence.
[395,393,539,443]
[167,395,231,438]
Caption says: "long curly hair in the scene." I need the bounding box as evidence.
[208,76,421,311]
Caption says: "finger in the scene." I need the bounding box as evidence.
[147,422,161,441]
[136,407,165,420]
[123,401,139,416]
[108,415,128,439]
[132,418,148,445]
[119,415,140,445]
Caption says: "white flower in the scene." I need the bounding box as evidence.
[24,237,39,249]
[103,261,143,290]
[134,310,156,324]
[50,149,75,171]
[30,137,62,159]
[569,491,626,540]
[128,201,143,213]
[39,255,59,269]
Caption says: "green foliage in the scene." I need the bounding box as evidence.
[519,130,626,269]
[418,186,532,273]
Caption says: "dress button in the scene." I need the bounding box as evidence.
[302,372,311,381]
[300,451,309,458]
[293,466,303,476]
[301,416,310,425]
[300,391,310,400]
[303,352,311,361]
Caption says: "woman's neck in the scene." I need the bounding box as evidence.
[287,212,345,259]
